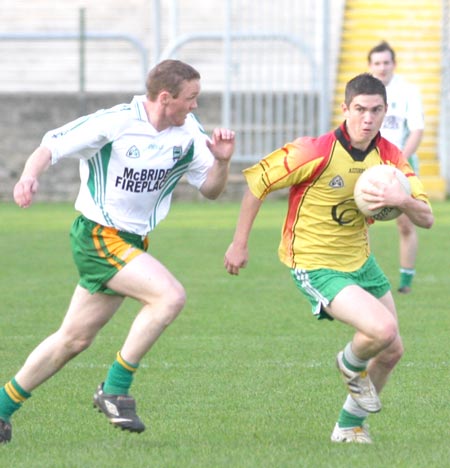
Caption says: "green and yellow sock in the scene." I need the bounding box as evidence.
[337,408,366,429]
[0,378,32,422]
[103,351,139,395]
[399,268,415,289]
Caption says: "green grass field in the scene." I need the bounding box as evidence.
[0,199,449,468]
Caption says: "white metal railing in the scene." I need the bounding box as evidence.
[440,0,450,189]
[0,8,148,92]
[154,0,333,161]
[2,1,337,165]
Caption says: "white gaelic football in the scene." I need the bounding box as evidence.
[354,165,411,221]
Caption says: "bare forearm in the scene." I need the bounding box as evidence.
[200,127,235,199]
[402,130,423,160]
[400,198,433,229]
[200,160,230,199]
[21,146,52,178]
[232,189,263,247]
[14,146,52,207]
[224,189,263,275]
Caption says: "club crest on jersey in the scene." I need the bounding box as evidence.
[126,145,140,159]
[329,175,344,188]
[383,115,399,130]
[173,146,182,161]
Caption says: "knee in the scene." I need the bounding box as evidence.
[397,217,415,237]
[373,317,399,350]
[154,281,186,325]
[399,226,414,237]
[58,331,93,357]
[71,338,92,355]
[391,339,404,365]
[166,282,187,319]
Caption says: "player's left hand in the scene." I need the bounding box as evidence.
[206,128,235,163]
[363,173,409,212]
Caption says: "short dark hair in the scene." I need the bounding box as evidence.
[367,41,396,64]
[345,73,387,106]
[145,59,201,101]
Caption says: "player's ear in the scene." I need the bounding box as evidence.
[341,102,349,116]
[159,90,171,106]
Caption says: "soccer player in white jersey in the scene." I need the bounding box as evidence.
[368,41,425,294]
[0,59,235,444]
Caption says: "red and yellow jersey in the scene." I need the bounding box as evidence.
[244,124,430,272]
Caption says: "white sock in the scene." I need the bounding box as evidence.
[343,395,369,418]
[344,342,369,369]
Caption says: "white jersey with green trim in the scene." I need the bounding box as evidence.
[381,74,424,151]
[42,95,214,236]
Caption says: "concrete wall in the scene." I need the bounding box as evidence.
[0,92,252,203]
[1,1,338,203]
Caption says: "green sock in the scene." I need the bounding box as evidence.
[103,352,139,395]
[400,268,415,288]
[337,408,366,428]
[343,342,367,372]
[0,378,32,422]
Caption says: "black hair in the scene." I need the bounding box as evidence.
[345,73,387,106]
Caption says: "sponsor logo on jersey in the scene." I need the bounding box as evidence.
[329,175,344,188]
[115,167,171,193]
[173,146,182,161]
[349,168,364,174]
[126,145,140,159]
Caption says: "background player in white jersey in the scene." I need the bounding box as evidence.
[0,59,235,444]
[368,41,425,293]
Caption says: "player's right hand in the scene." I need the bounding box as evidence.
[224,243,249,275]
[13,177,39,208]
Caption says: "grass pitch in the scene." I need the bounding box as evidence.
[0,200,449,467]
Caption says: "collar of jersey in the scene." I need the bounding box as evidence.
[335,122,381,162]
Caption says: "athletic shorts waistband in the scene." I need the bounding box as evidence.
[79,215,147,243]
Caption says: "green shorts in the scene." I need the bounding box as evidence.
[290,254,391,320]
[70,215,148,295]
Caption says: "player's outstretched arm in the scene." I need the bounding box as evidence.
[224,188,263,275]
[200,128,235,199]
[13,146,52,208]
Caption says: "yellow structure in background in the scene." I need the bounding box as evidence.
[332,0,446,200]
